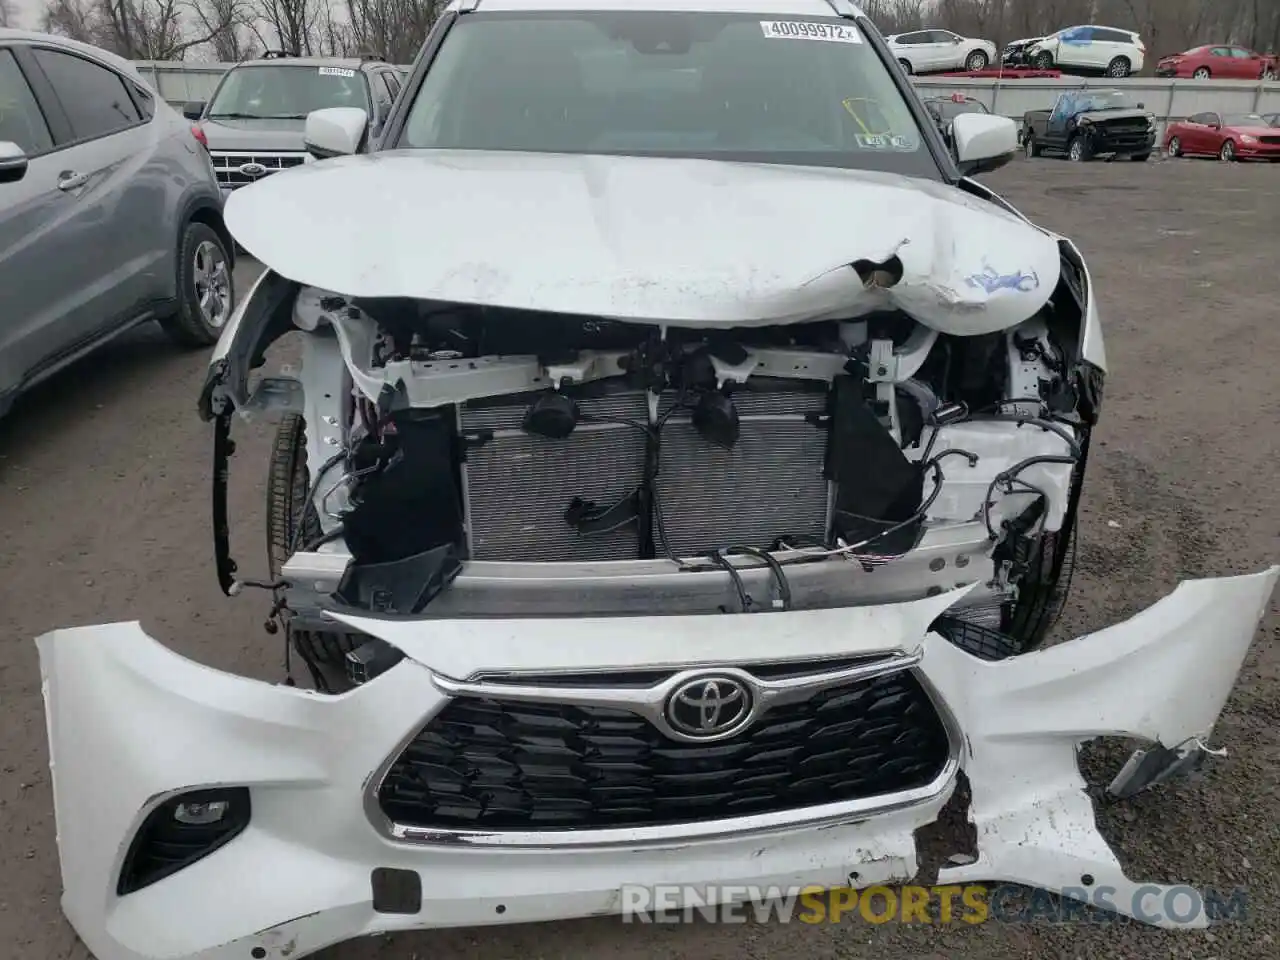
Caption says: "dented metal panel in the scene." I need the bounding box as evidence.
[222,151,1061,335]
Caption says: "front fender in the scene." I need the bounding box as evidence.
[198,269,300,421]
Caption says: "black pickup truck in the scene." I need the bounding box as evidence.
[1021,89,1157,161]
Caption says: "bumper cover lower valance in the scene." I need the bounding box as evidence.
[36,566,1278,960]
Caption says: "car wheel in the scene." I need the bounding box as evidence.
[1264,68,1276,80]
[1068,135,1090,161]
[1167,136,1181,157]
[267,412,362,679]
[1024,135,1040,158]
[1106,56,1131,77]
[965,50,989,71]
[1193,66,1211,79]
[898,58,913,75]
[159,221,235,348]
[1220,139,1235,162]
[1033,51,1053,69]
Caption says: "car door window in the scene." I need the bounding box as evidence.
[1229,47,1253,59]
[129,81,157,120]
[381,72,400,100]
[896,33,924,45]
[0,49,55,154]
[31,48,142,143]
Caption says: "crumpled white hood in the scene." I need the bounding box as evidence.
[225,149,1060,333]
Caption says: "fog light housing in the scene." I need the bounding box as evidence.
[117,787,251,895]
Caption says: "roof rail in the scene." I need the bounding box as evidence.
[824,0,859,18]
[260,49,299,59]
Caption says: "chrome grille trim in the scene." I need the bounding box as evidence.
[209,150,309,189]
[361,654,963,848]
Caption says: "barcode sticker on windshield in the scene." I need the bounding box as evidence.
[318,67,356,77]
[760,20,862,43]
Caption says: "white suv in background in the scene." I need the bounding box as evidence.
[1029,25,1145,77]
[887,28,996,74]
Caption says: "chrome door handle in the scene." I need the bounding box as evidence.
[57,171,88,191]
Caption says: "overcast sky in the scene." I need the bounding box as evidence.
[11,0,40,30]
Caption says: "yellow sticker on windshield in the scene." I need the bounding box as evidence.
[760,21,862,43]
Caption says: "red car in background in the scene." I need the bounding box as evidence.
[1164,112,1280,161]
[1156,44,1276,79]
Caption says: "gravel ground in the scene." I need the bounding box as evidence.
[1,153,1277,959]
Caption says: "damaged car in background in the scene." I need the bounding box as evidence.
[35,2,1279,959]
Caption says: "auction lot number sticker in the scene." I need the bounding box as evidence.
[760,20,863,43]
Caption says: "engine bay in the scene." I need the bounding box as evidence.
[272,248,1099,650]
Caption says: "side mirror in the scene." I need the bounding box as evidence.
[952,37,962,44]
[0,141,29,184]
[304,107,369,159]
[183,100,206,121]
[951,112,1017,176]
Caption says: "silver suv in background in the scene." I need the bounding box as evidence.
[184,51,407,197]
[0,29,235,418]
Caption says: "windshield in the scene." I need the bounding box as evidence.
[1077,91,1135,112]
[398,11,940,178]
[207,64,369,119]
[1224,113,1265,127]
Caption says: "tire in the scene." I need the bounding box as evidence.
[1024,134,1040,158]
[1130,152,1151,162]
[1068,135,1091,162]
[1106,56,1131,78]
[965,50,989,71]
[1033,51,1053,70]
[1192,66,1211,79]
[898,58,913,75]
[1220,139,1235,162]
[266,413,362,672]
[1167,136,1181,157]
[159,221,235,348]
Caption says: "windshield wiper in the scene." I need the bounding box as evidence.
[207,112,308,120]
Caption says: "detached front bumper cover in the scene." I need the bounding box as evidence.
[37,567,1278,960]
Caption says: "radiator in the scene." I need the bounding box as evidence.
[461,390,649,562]
[655,385,831,559]
[460,382,832,562]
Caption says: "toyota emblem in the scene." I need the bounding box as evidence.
[665,675,753,739]
[238,162,268,178]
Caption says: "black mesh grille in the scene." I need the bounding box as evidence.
[377,671,951,831]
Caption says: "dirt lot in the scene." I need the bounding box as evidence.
[1,154,1278,959]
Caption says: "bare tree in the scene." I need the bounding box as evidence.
[862,0,928,34]
[191,0,255,60]
[0,0,16,28]
[40,0,242,58]
[344,0,446,62]
[250,0,321,55]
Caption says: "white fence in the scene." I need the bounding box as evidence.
[134,61,1280,137]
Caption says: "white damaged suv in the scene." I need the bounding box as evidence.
[37,2,1279,958]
